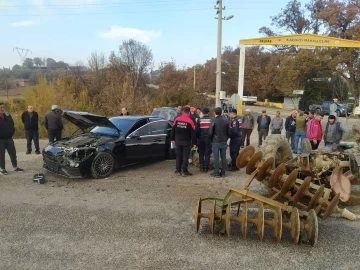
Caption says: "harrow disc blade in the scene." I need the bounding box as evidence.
[268,163,286,188]
[293,177,311,203]
[307,185,325,211]
[306,209,319,246]
[322,193,340,221]
[256,157,274,182]
[290,208,301,244]
[280,170,297,196]
[236,146,255,168]
[246,151,263,175]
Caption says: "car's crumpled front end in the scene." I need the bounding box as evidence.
[43,145,96,178]
[42,135,111,178]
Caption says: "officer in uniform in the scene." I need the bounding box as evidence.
[228,108,242,171]
[196,108,212,172]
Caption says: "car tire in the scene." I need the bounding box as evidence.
[335,110,340,117]
[316,108,321,114]
[90,152,115,179]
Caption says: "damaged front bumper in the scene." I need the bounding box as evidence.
[42,145,95,178]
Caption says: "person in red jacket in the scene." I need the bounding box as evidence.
[306,112,324,150]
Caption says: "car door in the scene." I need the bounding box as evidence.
[125,120,152,161]
[149,120,168,158]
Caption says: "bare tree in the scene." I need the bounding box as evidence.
[118,39,153,92]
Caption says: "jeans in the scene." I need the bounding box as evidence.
[212,142,227,175]
[0,138,17,169]
[25,130,40,153]
[286,131,296,151]
[175,143,191,172]
[272,129,281,134]
[294,130,306,153]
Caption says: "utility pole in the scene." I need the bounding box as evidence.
[214,0,234,108]
[13,47,32,65]
[193,66,196,90]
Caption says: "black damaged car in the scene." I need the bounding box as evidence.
[42,110,174,179]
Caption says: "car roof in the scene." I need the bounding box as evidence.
[110,115,165,122]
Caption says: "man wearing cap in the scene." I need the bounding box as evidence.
[241,109,255,147]
[323,114,348,148]
[228,108,242,171]
[257,110,271,147]
[196,107,212,173]
[270,111,283,134]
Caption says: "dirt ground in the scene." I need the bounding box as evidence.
[1,137,360,270]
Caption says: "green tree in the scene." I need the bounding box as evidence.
[23,58,34,69]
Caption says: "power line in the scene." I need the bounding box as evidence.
[0,7,285,17]
[1,0,281,8]
[13,47,32,64]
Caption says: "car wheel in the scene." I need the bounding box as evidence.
[316,108,321,114]
[335,110,340,117]
[91,152,115,178]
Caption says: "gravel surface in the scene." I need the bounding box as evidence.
[1,112,360,269]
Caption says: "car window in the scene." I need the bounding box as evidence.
[128,119,148,135]
[137,123,151,136]
[150,121,167,135]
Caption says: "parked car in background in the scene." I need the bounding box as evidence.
[43,110,174,179]
[242,96,258,105]
[309,101,353,116]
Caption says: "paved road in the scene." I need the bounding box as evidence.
[1,106,360,269]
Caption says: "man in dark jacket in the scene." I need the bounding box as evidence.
[209,107,230,178]
[196,107,212,173]
[257,110,271,147]
[171,106,197,177]
[0,102,24,175]
[21,105,40,154]
[228,109,242,171]
[285,110,298,152]
[44,105,63,143]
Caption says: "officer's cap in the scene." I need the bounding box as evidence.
[223,109,228,113]
[230,109,237,114]
[202,107,210,114]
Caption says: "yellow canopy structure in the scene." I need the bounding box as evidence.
[236,34,360,114]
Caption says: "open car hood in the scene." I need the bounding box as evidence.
[62,110,119,131]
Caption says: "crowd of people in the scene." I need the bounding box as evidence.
[284,110,348,154]
[0,101,350,177]
[0,102,64,175]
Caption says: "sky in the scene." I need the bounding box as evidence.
[0,0,309,69]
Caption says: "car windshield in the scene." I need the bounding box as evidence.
[90,118,135,136]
